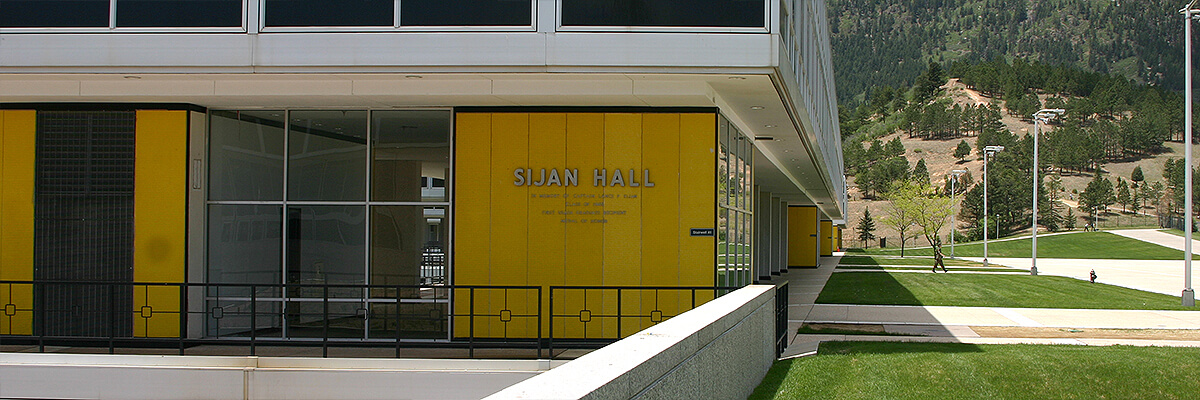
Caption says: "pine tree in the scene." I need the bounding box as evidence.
[1116,179,1132,212]
[912,159,930,184]
[856,209,877,248]
[1131,165,1145,183]
[954,140,972,162]
[1080,174,1116,218]
[885,137,905,158]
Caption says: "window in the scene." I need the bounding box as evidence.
[116,0,242,27]
[0,0,110,27]
[560,0,765,29]
[264,0,392,27]
[716,115,752,287]
[263,0,533,28]
[0,0,242,28]
[401,0,531,26]
[206,109,452,339]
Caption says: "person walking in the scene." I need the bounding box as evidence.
[932,238,947,273]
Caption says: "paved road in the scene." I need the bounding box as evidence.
[1110,228,1200,254]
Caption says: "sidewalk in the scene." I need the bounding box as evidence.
[968,257,1195,297]
[774,254,1200,359]
[1110,228,1200,254]
[803,304,1200,329]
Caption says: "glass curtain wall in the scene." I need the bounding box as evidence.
[206,109,451,340]
[717,115,752,287]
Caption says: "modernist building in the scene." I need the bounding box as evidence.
[0,0,844,344]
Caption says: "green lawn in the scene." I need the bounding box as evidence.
[839,255,979,267]
[865,232,1184,260]
[751,342,1200,400]
[817,271,1194,310]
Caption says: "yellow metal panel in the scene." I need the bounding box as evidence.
[601,113,642,337]
[0,110,35,335]
[527,113,566,336]
[820,220,833,256]
[132,110,188,337]
[678,113,715,308]
[787,206,818,267]
[453,113,492,337]
[678,114,716,287]
[449,111,718,340]
[640,114,681,323]
[487,113,530,337]
[562,113,606,338]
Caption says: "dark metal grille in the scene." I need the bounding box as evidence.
[34,111,136,337]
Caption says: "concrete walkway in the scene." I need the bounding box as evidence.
[802,304,1200,329]
[773,254,1200,359]
[968,257,1196,297]
[1110,228,1200,254]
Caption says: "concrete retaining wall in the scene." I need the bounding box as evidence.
[486,285,778,400]
[0,353,546,400]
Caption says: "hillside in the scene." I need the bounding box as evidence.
[829,0,1187,105]
[846,79,1193,249]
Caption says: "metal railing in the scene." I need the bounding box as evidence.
[546,286,738,357]
[2,281,773,359]
[774,282,789,358]
[0,280,540,358]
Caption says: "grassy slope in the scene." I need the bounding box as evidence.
[817,272,1193,310]
[751,342,1200,400]
[865,232,1184,260]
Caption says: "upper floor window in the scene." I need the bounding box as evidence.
[118,0,243,27]
[0,0,533,29]
[264,0,532,28]
[560,0,766,30]
[0,0,242,28]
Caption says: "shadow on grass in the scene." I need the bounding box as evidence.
[819,341,983,355]
[815,271,923,306]
[751,358,794,400]
[835,255,880,266]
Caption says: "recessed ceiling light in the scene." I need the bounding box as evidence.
[764,124,777,128]
[728,76,747,80]
[750,106,765,110]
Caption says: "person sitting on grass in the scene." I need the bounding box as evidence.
[932,238,947,273]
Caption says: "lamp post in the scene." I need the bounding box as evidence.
[983,145,1005,268]
[1182,0,1198,307]
[1031,109,1065,276]
[950,169,968,257]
